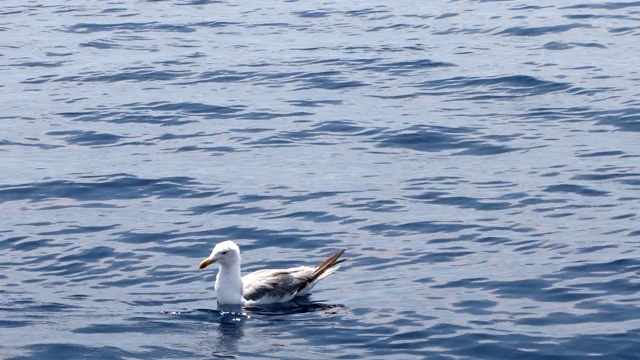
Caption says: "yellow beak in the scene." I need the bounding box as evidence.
[199,258,215,270]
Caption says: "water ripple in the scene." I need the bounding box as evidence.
[2,1,640,359]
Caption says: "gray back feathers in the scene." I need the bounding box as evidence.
[242,249,346,303]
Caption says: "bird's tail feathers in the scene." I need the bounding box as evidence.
[316,264,342,280]
[312,249,346,282]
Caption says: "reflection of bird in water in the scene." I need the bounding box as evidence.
[199,240,346,305]
[162,308,247,357]
[163,302,346,358]
[214,308,245,358]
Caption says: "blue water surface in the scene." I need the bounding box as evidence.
[1,1,639,359]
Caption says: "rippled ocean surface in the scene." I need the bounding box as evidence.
[1,1,640,359]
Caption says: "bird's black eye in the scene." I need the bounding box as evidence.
[221,251,228,255]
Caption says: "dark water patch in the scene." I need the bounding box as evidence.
[175,145,236,154]
[367,23,424,32]
[453,299,497,315]
[608,25,640,34]
[364,323,468,356]
[173,69,259,85]
[248,120,381,147]
[440,277,600,303]
[358,58,456,73]
[407,191,516,211]
[543,41,607,50]
[37,225,118,236]
[405,176,463,187]
[11,60,68,68]
[609,213,635,220]
[242,191,350,206]
[151,132,221,141]
[78,39,120,50]
[57,110,189,126]
[437,333,573,360]
[293,57,381,68]
[544,184,610,197]
[579,244,618,254]
[310,120,382,136]
[518,302,640,327]
[417,250,475,263]
[621,179,640,187]
[563,13,635,21]
[571,278,640,297]
[360,221,478,236]
[576,150,625,157]
[0,139,62,149]
[56,102,245,125]
[187,202,271,216]
[7,343,197,360]
[533,203,611,217]
[244,299,345,317]
[73,316,195,334]
[293,10,333,18]
[23,259,93,277]
[0,174,214,203]
[0,319,32,329]
[53,69,193,83]
[245,22,306,31]
[7,301,82,313]
[0,236,47,252]
[46,130,127,146]
[561,2,640,10]
[517,196,566,207]
[475,236,513,245]
[592,107,640,132]
[474,180,517,189]
[56,245,117,264]
[432,26,501,36]
[112,229,188,245]
[497,23,591,36]
[334,198,404,213]
[286,99,343,107]
[189,19,238,27]
[426,75,573,97]
[436,12,459,19]
[297,78,367,91]
[187,202,242,215]
[344,7,391,18]
[38,202,122,211]
[374,125,517,155]
[21,74,58,84]
[265,210,350,223]
[556,258,640,278]
[65,22,195,34]
[571,171,639,181]
[280,70,367,90]
[212,226,345,251]
[510,5,555,10]
[523,106,592,123]
[134,101,243,116]
[238,110,314,121]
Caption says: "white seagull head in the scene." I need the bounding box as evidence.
[199,240,241,269]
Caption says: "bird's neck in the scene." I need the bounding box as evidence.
[215,261,244,304]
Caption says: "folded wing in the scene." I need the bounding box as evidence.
[242,250,346,304]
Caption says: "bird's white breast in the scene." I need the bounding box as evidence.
[215,267,244,304]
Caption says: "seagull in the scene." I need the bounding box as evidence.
[199,240,346,305]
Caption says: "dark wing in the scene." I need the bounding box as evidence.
[242,267,313,303]
[242,250,346,304]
